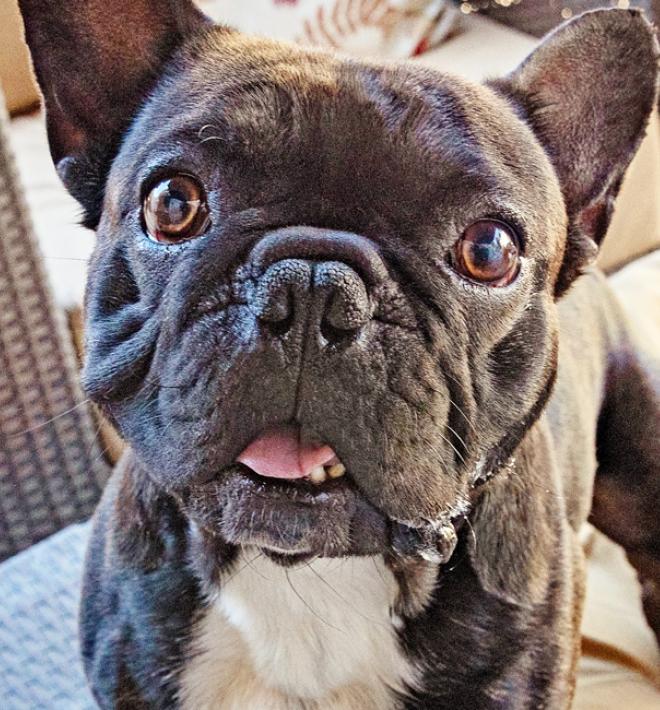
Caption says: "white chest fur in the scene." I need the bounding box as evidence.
[179,552,418,709]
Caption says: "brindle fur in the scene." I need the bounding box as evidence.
[18,1,659,708]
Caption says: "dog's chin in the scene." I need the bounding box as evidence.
[179,465,391,560]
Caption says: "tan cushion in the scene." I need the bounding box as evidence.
[8,111,92,308]
[576,526,660,708]
[0,0,39,115]
[196,0,460,58]
[600,116,660,272]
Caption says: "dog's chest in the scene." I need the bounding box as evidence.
[179,553,417,709]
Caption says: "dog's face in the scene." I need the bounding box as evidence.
[88,36,568,559]
[20,2,657,562]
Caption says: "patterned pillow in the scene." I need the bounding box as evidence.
[196,0,460,58]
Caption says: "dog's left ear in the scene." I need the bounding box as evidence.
[18,0,213,226]
[491,9,658,295]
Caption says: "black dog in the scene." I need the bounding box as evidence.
[19,1,659,707]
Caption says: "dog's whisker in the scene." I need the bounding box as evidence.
[445,422,468,452]
[144,377,188,390]
[243,552,273,581]
[464,516,478,553]
[43,255,90,262]
[371,555,389,585]
[5,399,92,439]
[222,552,264,586]
[448,396,477,434]
[197,123,225,145]
[284,569,344,634]
[307,563,392,631]
[437,431,466,464]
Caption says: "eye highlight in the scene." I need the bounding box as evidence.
[453,220,520,287]
[143,175,210,243]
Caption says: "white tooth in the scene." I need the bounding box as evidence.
[327,463,346,479]
[309,466,327,484]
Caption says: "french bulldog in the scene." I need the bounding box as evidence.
[18,1,659,708]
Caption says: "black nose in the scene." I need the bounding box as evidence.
[252,258,370,341]
[249,228,385,344]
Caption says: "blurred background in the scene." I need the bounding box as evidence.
[0,1,658,708]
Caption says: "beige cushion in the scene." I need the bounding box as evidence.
[8,112,92,308]
[603,117,660,272]
[576,526,660,708]
[0,0,39,115]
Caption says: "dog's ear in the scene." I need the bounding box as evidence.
[491,9,658,296]
[18,0,213,226]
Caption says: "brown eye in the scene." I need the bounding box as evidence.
[454,220,520,286]
[143,175,210,243]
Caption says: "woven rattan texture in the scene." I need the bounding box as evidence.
[0,96,109,561]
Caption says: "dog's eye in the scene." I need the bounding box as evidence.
[454,220,520,286]
[143,175,210,243]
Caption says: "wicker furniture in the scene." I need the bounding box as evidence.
[0,93,108,562]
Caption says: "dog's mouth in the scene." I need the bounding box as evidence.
[236,424,347,486]
[179,424,391,561]
[178,424,462,565]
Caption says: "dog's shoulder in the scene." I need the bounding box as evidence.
[80,456,202,708]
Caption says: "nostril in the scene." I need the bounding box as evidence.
[264,310,295,337]
[253,283,294,337]
[250,259,311,337]
[249,257,373,344]
[319,317,360,345]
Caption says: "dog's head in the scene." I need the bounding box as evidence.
[20,2,657,563]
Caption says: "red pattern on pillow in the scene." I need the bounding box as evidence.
[197,0,458,58]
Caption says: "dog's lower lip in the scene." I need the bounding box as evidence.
[235,460,349,489]
[181,464,389,557]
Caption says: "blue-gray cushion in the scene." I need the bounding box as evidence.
[0,522,96,709]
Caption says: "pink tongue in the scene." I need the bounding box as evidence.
[237,426,337,479]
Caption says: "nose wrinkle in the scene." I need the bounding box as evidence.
[250,227,388,286]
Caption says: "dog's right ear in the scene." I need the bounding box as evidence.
[491,9,658,296]
[18,0,214,226]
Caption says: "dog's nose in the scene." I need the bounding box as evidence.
[252,259,370,341]
[249,228,385,343]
